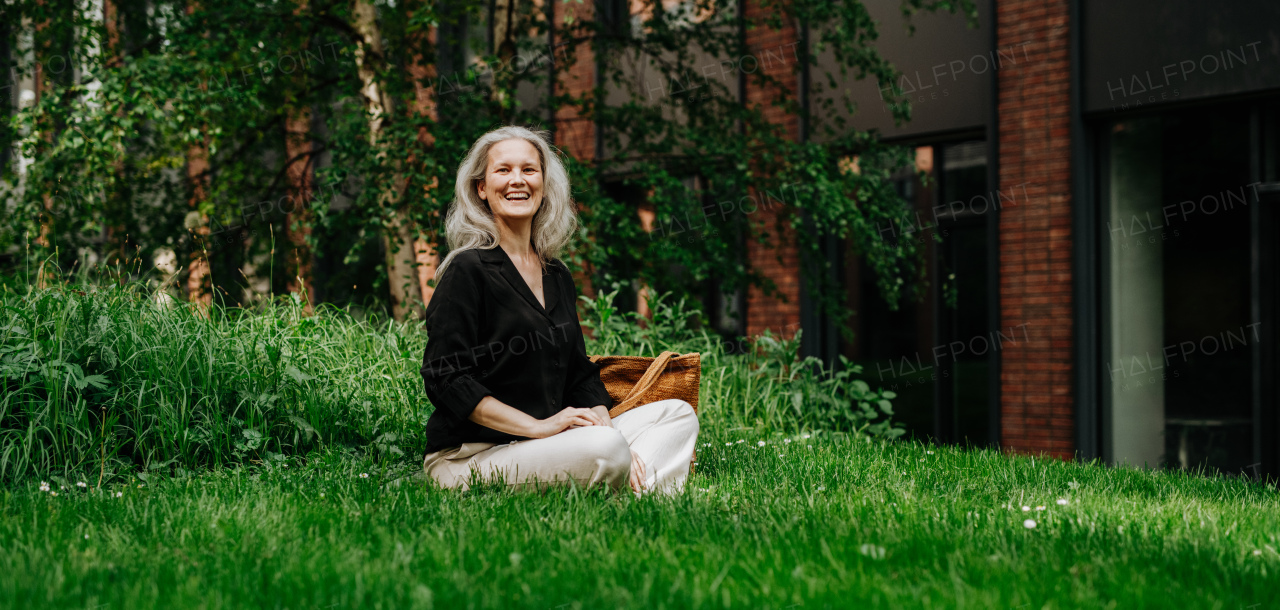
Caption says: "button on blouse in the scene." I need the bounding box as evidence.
[419,246,614,456]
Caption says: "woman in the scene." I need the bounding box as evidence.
[420,125,700,496]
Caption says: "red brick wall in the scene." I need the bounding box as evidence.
[743,2,802,340]
[554,1,803,338]
[554,0,597,300]
[995,0,1074,459]
[553,1,596,160]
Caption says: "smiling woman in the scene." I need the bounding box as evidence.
[420,126,701,497]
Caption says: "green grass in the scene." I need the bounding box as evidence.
[3,278,1279,608]
[4,433,1278,608]
[0,280,898,481]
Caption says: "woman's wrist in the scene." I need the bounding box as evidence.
[590,405,612,427]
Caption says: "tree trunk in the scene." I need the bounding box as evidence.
[33,0,57,287]
[406,7,440,309]
[102,0,131,269]
[284,107,316,310]
[185,140,212,308]
[352,0,421,321]
[285,0,316,311]
[184,3,212,309]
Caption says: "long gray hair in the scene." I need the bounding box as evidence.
[433,125,577,283]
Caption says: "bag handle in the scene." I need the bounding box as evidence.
[618,350,677,406]
[601,351,680,416]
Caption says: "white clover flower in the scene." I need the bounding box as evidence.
[1056,498,1068,506]
[1022,506,1031,512]
[757,441,766,447]
[858,544,886,559]
[359,473,369,479]
[84,534,89,539]
[1023,519,1036,529]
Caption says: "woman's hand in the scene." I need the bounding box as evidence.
[628,449,648,494]
[534,406,609,438]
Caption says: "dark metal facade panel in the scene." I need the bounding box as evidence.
[1083,0,1280,113]
[811,0,993,144]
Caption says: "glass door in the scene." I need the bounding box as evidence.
[1102,100,1279,476]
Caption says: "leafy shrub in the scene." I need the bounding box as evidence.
[578,288,904,439]
[0,278,902,482]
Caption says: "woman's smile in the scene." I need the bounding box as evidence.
[478,139,544,221]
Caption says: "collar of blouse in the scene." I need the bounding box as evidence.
[475,245,560,321]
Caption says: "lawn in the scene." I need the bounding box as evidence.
[4,432,1278,609]
[2,282,1278,608]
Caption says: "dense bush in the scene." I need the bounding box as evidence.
[578,287,903,438]
[0,278,901,482]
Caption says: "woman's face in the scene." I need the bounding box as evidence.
[477,138,543,223]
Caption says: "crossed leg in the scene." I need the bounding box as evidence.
[423,399,700,496]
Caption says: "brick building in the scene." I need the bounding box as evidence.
[534,0,1280,477]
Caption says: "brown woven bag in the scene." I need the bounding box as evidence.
[587,350,702,474]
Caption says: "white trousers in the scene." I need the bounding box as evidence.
[422,399,700,497]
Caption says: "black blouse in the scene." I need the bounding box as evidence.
[419,245,614,456]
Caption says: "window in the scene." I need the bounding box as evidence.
[841,140,996,446]
[1099,100,1278,474]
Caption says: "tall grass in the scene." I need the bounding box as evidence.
[0,278,900,482]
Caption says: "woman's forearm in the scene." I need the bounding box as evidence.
[468,396,545,438]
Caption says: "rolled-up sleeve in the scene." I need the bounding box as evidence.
[421,257,492,421]
[559,263,615,410]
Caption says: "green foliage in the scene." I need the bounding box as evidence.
[0,271,901,481]
[2,0,975,334]
[0,275,427,482]
[579,287,904,438]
